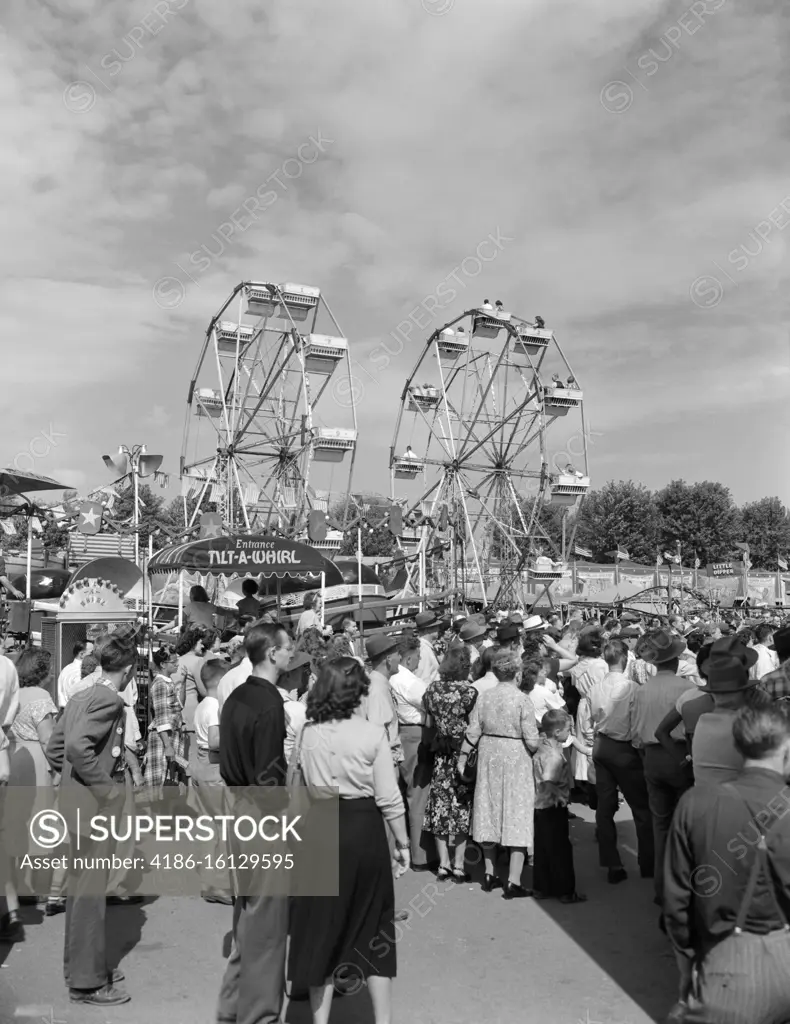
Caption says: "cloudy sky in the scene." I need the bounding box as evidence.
[2,0,788,511]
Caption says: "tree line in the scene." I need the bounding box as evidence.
[566,480,789,570]
[9,479,788,574]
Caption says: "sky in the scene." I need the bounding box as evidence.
[1,0,788,513]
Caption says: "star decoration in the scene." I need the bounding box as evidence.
[38,577,52,588]
[202,523,223,538]
[80,508,99,527]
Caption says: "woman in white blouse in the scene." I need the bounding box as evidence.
[288,657,409,1024]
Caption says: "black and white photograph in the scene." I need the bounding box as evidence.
[1,0,790,1022]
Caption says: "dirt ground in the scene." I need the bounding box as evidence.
[0,803,675,1024]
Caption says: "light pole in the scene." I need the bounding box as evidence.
[102,445,163,566]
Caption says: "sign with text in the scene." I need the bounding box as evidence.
[707,562,736,578]
[148,535,328,578]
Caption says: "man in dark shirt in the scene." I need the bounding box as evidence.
[217,622,293,1024]
[235,578,263,627]
[665,703,790,1023]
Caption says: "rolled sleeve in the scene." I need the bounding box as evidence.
[371,732,405,820]
[465,699,482,746]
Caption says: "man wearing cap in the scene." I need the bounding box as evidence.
[413,611,441,686]
[630,629,695,905]
[363,632,403,766]
[665,702,790,1024]
[759,624,790,701]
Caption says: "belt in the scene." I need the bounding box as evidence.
[485,733,524,740]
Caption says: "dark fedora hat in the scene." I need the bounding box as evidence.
[365,632,399,662]
[635,629,686,666]
[497,622,521,643]
[415,610,438,628]
[460,620,486,642]
[699,635,758,676]
[698,654,755,694]
[773,625,790,660]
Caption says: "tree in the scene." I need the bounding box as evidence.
[655,480,740,564]
[109,483,173,553]
[740,497,790,570]
[574,481,661,563]
[338,522,395,558]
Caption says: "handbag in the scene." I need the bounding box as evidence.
[458,745,478,786]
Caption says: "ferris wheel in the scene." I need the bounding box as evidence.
[389,301,590,608]
[181,280,358,535]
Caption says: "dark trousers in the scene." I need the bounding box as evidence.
[642,742,693,903]
[398,724,436,867]
[217,892,289,1024]
[533,806,575,897]
[63,833,110,991]
[593,734,654,873]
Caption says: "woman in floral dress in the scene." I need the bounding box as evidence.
[423,645,478,881]
[144,647,186,791]
[460,648,540,898]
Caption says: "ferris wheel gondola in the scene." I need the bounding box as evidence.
[181,281,358,536]
[389,301,589,608]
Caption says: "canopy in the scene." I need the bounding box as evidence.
[0,469,69,496]
[70,557,143,599]
[148,535,332,580]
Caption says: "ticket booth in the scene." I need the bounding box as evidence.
[40,578,138,693]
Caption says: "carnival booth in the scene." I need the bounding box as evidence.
[38,578,139,698]
[147,535,336,630]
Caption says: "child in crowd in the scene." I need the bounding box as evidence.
[532,709,587,904]
[192,658,231,905]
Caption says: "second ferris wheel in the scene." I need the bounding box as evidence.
[389,300,590,608]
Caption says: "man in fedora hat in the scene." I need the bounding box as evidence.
[364,633,403,767]
[690,650,766,788]
[459,619,487,668]
[759,624,790,701]
[665,702,790,1024]
[631,629,696,905]
[413,610,440,686]
[496,621,522,653]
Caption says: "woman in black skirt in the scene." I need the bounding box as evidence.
[288,656,409,1024]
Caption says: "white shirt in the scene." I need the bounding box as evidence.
[750,643,779,681]
[217,657,253,714]
[57,659,83,708]
[590,670,636,742]
[473,672,499,696]
[415,638,440,685]
[194,695,219,753]
[296,609,320,637]
[277,687,306,762]
[529,681,567,723]
[389,666,428,725]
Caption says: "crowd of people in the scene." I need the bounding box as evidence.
[1,595,790,1023]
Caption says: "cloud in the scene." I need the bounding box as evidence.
[1,0,787,512]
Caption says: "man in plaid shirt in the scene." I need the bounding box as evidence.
[759,625,790,701]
